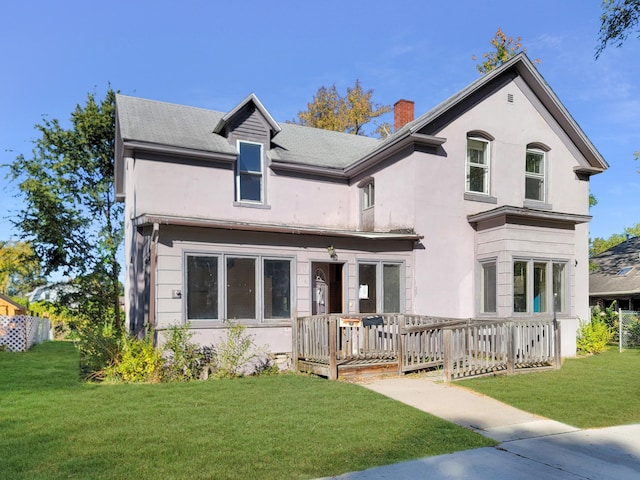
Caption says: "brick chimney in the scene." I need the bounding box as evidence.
[394,99,414,131]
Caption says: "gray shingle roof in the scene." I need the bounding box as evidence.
[590,237,640,296]
[116,94,379,169]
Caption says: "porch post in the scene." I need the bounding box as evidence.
[329,317,337,380]
[507,322,516,375]
[443,329,452,383]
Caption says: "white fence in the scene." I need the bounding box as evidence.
[0,315,52,352]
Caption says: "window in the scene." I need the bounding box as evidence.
[264,259,291,319]
[466,137,490,194]
[362,181,374,209]
[358,262,402,314]
[480,261,497,314]
[187,256,218,319]
[186,254,292,322]
[236,141,263,202]
[525,148,545,201]
[513,260,567,314]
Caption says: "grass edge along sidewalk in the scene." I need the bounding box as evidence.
[461,347,640,429]
[0,341,494,480]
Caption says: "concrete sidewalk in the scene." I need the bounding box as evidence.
[317,377,640,479]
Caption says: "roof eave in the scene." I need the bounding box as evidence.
[468,205,592,226]
[122,140,237,164]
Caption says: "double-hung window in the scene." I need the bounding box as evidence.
[236,141,263,203]
[358,262,402,314]
[513,259,566,314]
[525,148,545,201]
[186,254,291,322]
[362,181,374,209]
[466,137,490,194]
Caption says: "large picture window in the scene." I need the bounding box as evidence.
[236,141,263,202]
[358,262,402,314]
[186,254,291,322]
[513,259,567,314]
[466,137,490,194]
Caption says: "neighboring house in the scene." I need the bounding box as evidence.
[0,293,27,316]
[589,236,640,310]
[115,53,608,358]
[26,283,73,304]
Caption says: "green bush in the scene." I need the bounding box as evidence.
[577,314,614,355]
[214,322,263,378]
[104,334,164,383]
[74,320,120,379]
[162,323,206,381]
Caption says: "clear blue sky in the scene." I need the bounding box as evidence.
[1,1,639,249]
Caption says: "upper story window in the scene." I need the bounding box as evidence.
[466,137,490,195]
[236,141,263,203]
[525,147,545,202]
[362,180,374,209]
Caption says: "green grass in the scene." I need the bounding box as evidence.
[461,347,640,429]
[0,342,493,480]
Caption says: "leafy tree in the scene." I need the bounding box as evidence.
[0,240,45,296]
[294,80,390,136]
[473,28,539,74]
[590,223,640,257]
[8,88,123,329]
[596,0,640,57]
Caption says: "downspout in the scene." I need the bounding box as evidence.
[148,223,160,339]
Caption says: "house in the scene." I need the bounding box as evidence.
[115,53,608,358]
[589,236,640,311]
[0,293,27,316]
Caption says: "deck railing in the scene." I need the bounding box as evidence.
[294,314,560,381]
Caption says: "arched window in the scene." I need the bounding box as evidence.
[525,143,550,202]
[466,132,493,195]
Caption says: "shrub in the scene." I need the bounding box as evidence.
[74,320,120,379]
[576,314,614,355]
[104,334,163,383]
[213,322,263,378]
[162,323,215,381]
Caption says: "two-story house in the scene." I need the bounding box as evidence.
[115,53,607,358]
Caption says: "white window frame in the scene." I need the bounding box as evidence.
[362,181,374,210]
[525,148,546,202]
[479,260,497,314]
[466,136,491,195]
[512,259,568,315]
[184,252,293,323]
[357,261,404,314]
[236,140,264,204]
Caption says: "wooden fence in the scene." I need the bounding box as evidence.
[0,315,52,352]
[294,314,560,381]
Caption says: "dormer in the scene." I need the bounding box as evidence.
[213,93,281,142]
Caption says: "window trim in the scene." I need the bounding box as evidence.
[525,147,546,202]
[466,136,491,195]
[361,180,375,210]
[357,260,404,314]
[479,260,497,315]
[512,258,568,316]
[184,251,294,324]
[235,140,265,204]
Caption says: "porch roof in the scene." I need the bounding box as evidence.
[133,214,423,241]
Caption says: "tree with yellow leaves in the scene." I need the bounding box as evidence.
[0,240,45,296]
[473,28,539,74]
[295,80,390,136]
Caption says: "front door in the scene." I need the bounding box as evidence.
[312,262,343,314]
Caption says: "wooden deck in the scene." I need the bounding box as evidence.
[294,314,560,381]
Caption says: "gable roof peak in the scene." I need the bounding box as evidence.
[213,93,281,137]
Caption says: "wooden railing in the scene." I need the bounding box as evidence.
[294,315,560,381]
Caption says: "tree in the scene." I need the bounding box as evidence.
[596,0,640,57]
[473,28,539,74]
[8,88,123,329]
[294,80,390,136]
[0,240,45,296]
[590,223,640,257]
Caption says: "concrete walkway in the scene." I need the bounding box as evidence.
[318,377,640,479]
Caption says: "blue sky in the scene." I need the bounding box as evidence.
[1,0,639,250]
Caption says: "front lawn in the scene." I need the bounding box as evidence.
[461,347,640,429]
[0,342,493,480]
